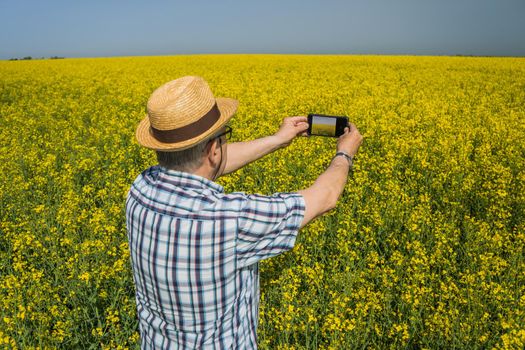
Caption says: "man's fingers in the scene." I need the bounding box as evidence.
[297,122,309,130]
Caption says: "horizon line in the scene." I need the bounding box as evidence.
[5,52,525,61]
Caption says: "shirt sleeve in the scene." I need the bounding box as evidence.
[235,192,305,268]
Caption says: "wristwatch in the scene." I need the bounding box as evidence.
[333,151,354,166]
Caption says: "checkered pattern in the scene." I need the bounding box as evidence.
[125,165,305,349]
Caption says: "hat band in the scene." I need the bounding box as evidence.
[150,103,221,143]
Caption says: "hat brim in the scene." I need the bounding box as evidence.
[136,97,239,151]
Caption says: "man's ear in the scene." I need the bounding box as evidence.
[210,138,221,153]
[205,138,220,163]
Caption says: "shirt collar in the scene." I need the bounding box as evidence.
[155,165,224,193]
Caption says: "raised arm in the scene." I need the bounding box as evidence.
[297,123,363,229]
[222,116,309,175]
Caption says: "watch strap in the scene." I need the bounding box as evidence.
[333,151,354,166]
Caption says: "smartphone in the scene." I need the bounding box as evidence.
[307,114,349,137]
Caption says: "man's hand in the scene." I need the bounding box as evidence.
[336,122,363,157]
[273,116,309,148]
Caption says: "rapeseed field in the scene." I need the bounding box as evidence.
[0,54,524,349]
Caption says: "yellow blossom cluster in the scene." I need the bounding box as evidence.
[0,54,524,348]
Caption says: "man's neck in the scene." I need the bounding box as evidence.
[192,166,215,181]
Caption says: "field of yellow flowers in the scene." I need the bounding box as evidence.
[1,54,524,349]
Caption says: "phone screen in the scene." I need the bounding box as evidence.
[311,115,337,136]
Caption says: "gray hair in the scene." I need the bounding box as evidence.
[156,134,217,172]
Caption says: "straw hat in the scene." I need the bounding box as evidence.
[136,76,238,151]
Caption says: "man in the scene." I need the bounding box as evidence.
[126,76,363,349]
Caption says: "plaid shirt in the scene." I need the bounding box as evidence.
[125,165,305,349]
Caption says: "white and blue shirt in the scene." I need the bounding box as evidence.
[125,165,305,349]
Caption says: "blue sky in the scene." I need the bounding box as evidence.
[1,0,524,59]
